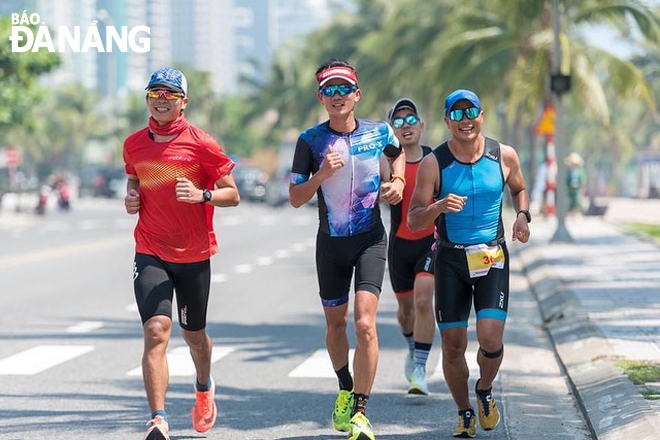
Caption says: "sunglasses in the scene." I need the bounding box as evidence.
[448,106,480,121]
[319,84,358,97]
[147,89,185,100]
[391,114,420,130]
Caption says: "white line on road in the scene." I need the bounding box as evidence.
[79,219,102,230]
[258,215,277,226]
[275,249,290,259]
[125,303,139,313]
[0,345,95,375]
[289,349,356,378]
[256,256,273,266]
[211,274,227,283]
[42,222,69,232]
[432,348,479,379]
[234,264,252,274]
[218,216,241,226]
[290,243,306,252]
[293,216,313,226]
[66,321,104,333]
[127,346,235,377]
[113,218,137,229]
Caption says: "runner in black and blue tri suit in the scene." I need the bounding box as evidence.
[408,89,531,438]
[289,59,405,440]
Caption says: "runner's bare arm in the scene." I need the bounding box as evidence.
[502,144,530,242]
[381,148,406,205]
[209,173,240,207]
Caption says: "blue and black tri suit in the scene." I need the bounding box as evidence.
[432,137,510,330]
[291,119,401,306]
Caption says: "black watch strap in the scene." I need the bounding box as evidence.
[517,210,531,223]
[201,189,212,204]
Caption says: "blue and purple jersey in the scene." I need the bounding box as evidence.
[291,119,401,236]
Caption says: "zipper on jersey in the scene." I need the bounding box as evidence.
[347,133,354,235]
[470,164,476,222]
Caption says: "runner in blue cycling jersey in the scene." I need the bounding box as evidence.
[408,90,530,438]
[289,59,405,440]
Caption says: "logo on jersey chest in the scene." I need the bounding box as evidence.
[353,140,383,155]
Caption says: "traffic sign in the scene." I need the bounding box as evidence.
[535,104,556,136]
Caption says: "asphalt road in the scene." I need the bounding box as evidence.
[0,199,591,439]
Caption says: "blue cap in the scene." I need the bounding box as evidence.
[146,67,188,95]
[444,89,481,115]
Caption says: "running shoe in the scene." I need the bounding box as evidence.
[475,380,500,430]
[143,415,169,440]
[404,350,414,382]
[332,389,354,432]
[453,409,476,438]
[348,411,375,440]
[191,376,217,433]
[408,365,429,395]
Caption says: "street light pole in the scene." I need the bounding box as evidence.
[550,0,573,242]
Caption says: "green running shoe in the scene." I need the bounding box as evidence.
[332,389,354,432]
[348,412,375,440]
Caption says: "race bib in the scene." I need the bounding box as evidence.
[465,244,505,278]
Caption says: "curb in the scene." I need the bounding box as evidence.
[516,244,660,440]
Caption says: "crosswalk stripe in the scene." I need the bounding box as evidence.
[66,321,104,333]
[288,349,356,378]
[211,273,227,283]
[0,345,95,375]
[126,345,235,377]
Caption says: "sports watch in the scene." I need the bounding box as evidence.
[517,209,531,223]
[201,189,212,204]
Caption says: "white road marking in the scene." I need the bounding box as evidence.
[43,222,69,232]
[289,349,356,378]
[256,256,273,266]
[127,346,235,377]
[79,220,102,230]
[66,321,104,333]
[0,345,95,375]
[125,303,139,313]
[258,215,277,226]
[211,274,227,283]
[290,243,306,252]
[234,264,252,274]
[113,218,136,229]
[293,216,313,226]
[275,249,290,259]
[218,216,241,226]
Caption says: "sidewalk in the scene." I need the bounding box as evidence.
[516,215,660,440]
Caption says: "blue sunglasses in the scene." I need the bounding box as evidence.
[448,106,480,121]
[319,84,358,97]
[391,114,420,130]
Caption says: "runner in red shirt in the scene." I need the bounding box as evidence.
[123,67,239,440]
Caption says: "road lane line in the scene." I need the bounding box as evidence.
[0,345,95,375]
[127,346,235,377]
[79,220,102,230]
[66,321,104,333]
[217,216,241,226]
[275,249,290,259]
[0,235,131,267]
[125,303,139,313]
[234,264,252,274]
[290,243,306,252]
[431,348,479,379]
[289,349,356,378]
[256,256,273,266]
[211,274,227,283]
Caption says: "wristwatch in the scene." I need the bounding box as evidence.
[517,209,531,223]
[201,189,212,204]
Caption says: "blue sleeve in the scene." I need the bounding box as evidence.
[290,135,312,185]
[383,123,401,158]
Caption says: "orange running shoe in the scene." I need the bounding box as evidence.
[191,376,217,433]
[143,415,169,440]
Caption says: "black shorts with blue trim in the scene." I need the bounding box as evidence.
[434,243,509,330]
[315,225,387,307]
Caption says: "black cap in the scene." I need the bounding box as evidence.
[388,98,419,121]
